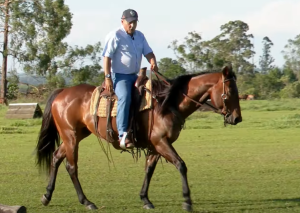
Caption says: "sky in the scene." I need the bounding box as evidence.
[64,0,300,70]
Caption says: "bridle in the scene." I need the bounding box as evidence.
[220,76,236,125]
[145,70,236,140]
[151,70,236,121]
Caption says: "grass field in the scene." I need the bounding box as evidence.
[0,99,300,213]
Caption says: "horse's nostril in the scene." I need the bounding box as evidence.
[234,117,242,124]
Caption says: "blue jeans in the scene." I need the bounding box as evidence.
[112,73,138,138]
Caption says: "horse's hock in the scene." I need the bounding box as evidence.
[0,204,26,213]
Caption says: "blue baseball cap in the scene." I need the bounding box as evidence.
[121,9,138,22]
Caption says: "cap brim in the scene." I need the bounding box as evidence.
[125,17,138,22]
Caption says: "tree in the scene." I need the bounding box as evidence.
[207,20,255,74]
[259,36,275,73]
[281,67,297,84]
[158,57,187,79]
[169,21,255,74]
[282,34,300,78]
[45,72,66,91]
[6,68,19,99]
[253,68,284,99]
[0,0,72,102]
[168,31,204,72]
[58,42,103,86]
[280,81,300,98]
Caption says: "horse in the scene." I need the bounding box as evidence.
[239,94,248,100]
[35,65,242,212]
[239,94,255,101]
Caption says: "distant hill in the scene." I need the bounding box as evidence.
[18,74,47,85]
[0,73,71,86]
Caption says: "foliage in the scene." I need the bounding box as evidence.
[58,42,104,86]
[158,57,187,79]
[207,20,255,74]
[169,21,255,74]
[259,36,275,73]
[0,0,103,98]
[6,82,18,99]
[282,34,300,78]
[6,69,19,99]
[3,0,72,75]
[168,31,204,71]
[45,72,66,91]
[7,68,19,84]
[279,81,300,98]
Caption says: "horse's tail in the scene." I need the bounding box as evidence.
[36,88,64,174]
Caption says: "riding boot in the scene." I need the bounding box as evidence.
[119,132,134,149]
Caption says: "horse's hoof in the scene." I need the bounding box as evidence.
[143,203,155,209]
[182,202,192,212]
[86,203,98,210]
[41,195,50,206]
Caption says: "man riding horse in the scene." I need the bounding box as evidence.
[102,9,158,149]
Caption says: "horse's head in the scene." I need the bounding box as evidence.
[210,65,242,125]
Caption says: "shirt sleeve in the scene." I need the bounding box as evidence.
[102,32,118,58]
[142,34,153,56]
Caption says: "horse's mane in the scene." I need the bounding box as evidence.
[151,71,212,115]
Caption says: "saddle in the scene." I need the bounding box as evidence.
[90,67,151,147]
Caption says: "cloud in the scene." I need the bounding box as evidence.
[186,0,300,66]
[245,0,300,35]
[190,0,300,38]
[64,11,117,46]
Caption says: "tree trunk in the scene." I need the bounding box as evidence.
[1,0,9,105]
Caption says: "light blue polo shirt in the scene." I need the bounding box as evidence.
[102,26,153,74]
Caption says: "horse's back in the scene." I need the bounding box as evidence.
[57,83,96,99]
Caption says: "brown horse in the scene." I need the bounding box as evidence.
[35,65,242,212]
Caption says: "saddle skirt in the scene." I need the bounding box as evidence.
[90,79,152,117]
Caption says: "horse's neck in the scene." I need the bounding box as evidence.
[178,74,219,118]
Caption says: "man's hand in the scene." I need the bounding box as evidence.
[105,78,113,92]
[150,63,158,72]
[145,52,158,72]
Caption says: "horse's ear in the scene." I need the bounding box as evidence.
[222,64,233,77]
[222,66,229,76]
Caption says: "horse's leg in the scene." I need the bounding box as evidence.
[41,143,66,206]
[155,141,192,212]
[63,129,97,210]
[140,153,160,209]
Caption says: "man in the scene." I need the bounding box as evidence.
[102,9,158,149]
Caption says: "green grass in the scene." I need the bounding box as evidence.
[0,99,300,212]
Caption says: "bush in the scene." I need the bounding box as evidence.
[280,82,300,98]
[7,83,19,100]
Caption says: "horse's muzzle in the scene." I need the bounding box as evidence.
[233,116,242,125]
[225,114,242,125]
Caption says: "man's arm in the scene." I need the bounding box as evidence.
[104,57,112,76]
[145,52,158,72]
[103,56,113,92]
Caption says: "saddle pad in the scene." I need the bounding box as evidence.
[90,80,152,117]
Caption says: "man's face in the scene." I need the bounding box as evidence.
[122,19,137,35]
